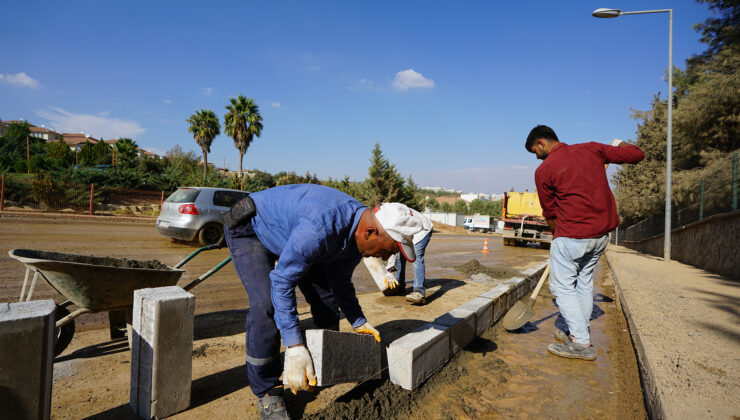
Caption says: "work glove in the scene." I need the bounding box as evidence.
[283,345,316,394]
[354,322,381,343]
[383,273,399,289]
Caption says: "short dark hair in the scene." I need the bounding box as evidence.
[525,125,559,152]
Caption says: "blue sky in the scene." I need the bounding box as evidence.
[1,1,713,194]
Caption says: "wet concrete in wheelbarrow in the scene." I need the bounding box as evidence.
[307,261,646,420]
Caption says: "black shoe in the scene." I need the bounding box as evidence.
[257,394,290,420]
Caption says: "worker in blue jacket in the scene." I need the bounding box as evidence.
[224,184,422,420]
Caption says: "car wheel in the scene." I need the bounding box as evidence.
[198,223,224,246]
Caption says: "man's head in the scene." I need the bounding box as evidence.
[355,203,422,262]
[526,125,560,160]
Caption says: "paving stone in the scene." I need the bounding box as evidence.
[505,284,518,310]
[305,329,382,386]
[505,277,527,299]
[0,300,55,420]
[387,323,449,390]
[130,287,194,420]
[458,297,494,334]
[432,308,476,354]
[480,285,510,323]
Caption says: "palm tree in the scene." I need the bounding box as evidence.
[224,95,263,184]
[187,109,221,178]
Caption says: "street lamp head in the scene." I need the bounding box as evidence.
[592,8,622,18]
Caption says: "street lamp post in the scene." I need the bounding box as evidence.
[592,7,673,261]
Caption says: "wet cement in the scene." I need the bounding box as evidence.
[454,258,521,279]
[308,260,647,419]
[20,249,170,270]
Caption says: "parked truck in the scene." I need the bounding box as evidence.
[501,191,553,248]
[463,214,497,233]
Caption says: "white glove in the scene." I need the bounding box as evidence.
[384,273,399,289]
[610,138,624,147]
[354,322,381,343]
[283,345,316,394]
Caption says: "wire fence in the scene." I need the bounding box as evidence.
[0,174,168,215]
[621,150,739,242]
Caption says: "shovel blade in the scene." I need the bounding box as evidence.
[502,299,535,331]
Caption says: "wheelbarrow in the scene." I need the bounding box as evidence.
[8,245,232,356]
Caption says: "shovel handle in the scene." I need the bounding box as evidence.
[529,264,550,300]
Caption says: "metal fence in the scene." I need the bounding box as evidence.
[0,174,167,215]
[622,150,739,242]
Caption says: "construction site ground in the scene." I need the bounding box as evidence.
[1,215,647,419]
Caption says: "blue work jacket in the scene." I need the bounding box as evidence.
[249,184,368,346]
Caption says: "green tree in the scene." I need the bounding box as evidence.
[92,141,112,165]
[440,202,452,213]
[363,142,416,207]
[187,109,221,178]
[453,199,468,214]
[46,137,73,164]
[469,198,484,214]
[425,197,440,210]
[224,95,263,182]
[114,138,140,169]
[78,140,96,166]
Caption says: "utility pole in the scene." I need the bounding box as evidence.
[26,136,30,174]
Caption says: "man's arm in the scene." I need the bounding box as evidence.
[270,221,323,347]
[546,218,556,232]
[599,141,645,165]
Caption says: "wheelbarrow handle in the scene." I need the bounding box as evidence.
[182,256,232,291]
[174,244,224,269]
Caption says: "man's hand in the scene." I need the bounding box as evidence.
[283,344,317,394]
[546,218,557,232]
[354,322,381,343]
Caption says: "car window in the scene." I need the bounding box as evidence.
[166,188,200,203]
[213,190,249,207]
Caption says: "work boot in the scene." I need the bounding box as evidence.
[547,340,597,361]
[405,290,426,305]
[554,329,571,343]
[257,393,290,420]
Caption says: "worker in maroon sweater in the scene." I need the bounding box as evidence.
[526,125,644,360]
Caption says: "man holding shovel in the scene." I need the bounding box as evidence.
[526,125,644,360]
[223,184,422,419]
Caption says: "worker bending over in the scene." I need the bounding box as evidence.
[526,125,644,360]
[224,184,422,419]
[385,209,433,305]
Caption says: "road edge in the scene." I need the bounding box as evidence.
[604,249,665,420]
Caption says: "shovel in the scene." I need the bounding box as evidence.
[502,264,551,331]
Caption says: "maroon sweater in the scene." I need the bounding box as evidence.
[534,142,644,239]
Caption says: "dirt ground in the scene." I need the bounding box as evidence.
[0,216,645,419]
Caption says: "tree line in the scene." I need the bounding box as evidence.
[615,0,739,225]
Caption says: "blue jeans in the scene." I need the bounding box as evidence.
[224,223,340,397]
[549,235,609,346]
[394,231,432,295]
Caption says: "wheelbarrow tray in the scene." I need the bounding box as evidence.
[8,249,185,311]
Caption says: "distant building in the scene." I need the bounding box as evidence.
[460,193,490,203]
[0,120,61,142]
[62,133,99,152]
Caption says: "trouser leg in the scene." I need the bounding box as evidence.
[224,224,281,398]
[412,231,432,295]
[394,254,407,290]
[549,237,591,345]
[575,235,609,329]
[297,264,340,330]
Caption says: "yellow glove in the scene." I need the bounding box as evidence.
[283,345,317,394]
[354,322,381,343]
[383,273,399,289]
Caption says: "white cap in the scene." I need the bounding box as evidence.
[610,138,624,147]
[374,203,423,262]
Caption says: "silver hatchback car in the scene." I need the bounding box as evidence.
[156,187,249,246]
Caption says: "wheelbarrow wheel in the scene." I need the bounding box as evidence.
[54,305,75,357]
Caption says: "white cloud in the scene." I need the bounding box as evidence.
[392,69,434,91]
[0,72,40,89]
[163,99,172,104]
[271,102,281,108]
[346,78,383,92]
[510,165,531,170]
[36,106,146,139]
[200,88,214,96]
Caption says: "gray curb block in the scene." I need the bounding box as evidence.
[387,258,550,390]
[604,251,665,420]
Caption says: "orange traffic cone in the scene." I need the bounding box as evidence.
[482,238,490,254]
